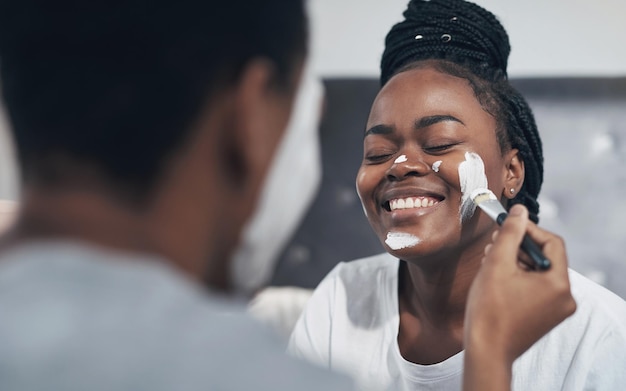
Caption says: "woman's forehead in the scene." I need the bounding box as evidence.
[367,67,490,127]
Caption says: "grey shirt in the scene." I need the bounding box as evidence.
[0,242,351,390]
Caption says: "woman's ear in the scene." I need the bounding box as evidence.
[503,149,525,200]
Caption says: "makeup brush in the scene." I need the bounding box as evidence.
[470,188,551,271]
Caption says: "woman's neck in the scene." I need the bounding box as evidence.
[396,243,485,364]
[400,256,480,324]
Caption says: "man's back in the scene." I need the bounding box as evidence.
[0,242,350,390]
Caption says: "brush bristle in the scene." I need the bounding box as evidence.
[470,188,497,206]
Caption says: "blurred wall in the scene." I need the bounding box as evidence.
[309,0,626,78]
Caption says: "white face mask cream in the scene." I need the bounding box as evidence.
[385,232,421,250]
[458,152,488,222]
[394,154,408,164]
[432,160,442,173]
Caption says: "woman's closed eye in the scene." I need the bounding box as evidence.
[423,142,461,155]
[364,152,395,164]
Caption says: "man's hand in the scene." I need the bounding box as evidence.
[463,204,577,391]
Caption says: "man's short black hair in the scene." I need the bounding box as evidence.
[0,0,307,202]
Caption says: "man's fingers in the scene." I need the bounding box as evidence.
[484,204,529,267]
[524,221,569,275]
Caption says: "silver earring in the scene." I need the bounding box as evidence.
[510,188,515,194]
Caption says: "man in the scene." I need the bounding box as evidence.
[0,1,352,389]
[0,0,574,390]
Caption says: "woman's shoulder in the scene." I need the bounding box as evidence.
[568,269,626,326]
[569,269,626,315]
[330,252,400,284]
[310,252,400,309]
[517,269,626,389]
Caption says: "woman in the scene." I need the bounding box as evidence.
[288,0,626,390]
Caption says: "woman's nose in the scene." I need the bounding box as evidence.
[386,153,430,181]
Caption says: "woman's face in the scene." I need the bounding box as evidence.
[357,66,518,262]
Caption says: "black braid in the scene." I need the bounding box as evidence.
[380,0,544,222]
[381,0,510,85]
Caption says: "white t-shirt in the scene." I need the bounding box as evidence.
[0,242,352,391]
[288,252,626,391]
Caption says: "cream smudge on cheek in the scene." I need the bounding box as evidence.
[432,160,442,172]
[458,152,488,222]
[385,232,421,250]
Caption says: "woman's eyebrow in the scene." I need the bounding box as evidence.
[364,124,394,138]
[364,115,463,138]
[415,115,464,129]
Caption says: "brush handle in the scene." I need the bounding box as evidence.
[496,213,551,271]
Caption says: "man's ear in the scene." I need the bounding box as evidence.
[502,148,525,200]
[225,59,291,198]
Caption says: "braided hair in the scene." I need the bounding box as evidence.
[381,0,544,222]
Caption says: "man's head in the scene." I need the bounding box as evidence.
[0,0,306,198]
[0,0,308,290]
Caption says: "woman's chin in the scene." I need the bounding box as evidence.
[384,243,433,262]
[381,235,460,264]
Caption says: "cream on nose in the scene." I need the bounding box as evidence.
[386,152,431,180]
[394,155,408,164]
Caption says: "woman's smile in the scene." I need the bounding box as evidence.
[378,185,446,225]
[385,196,441,211]
[388,196,439,211]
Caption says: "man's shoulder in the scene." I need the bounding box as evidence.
[0,242,352,390]
[174,305,353,390]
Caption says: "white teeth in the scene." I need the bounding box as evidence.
[388,197,439,211]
